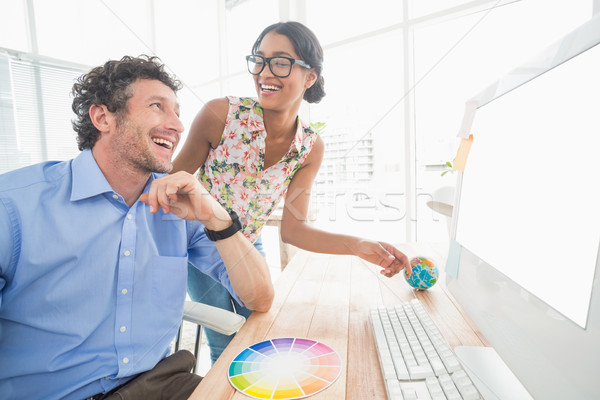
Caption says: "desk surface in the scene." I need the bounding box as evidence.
[189,243,489,400]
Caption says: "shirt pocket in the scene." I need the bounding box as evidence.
[151,255,188,309]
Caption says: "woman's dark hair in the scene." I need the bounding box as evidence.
[71,55,182,151]
[251,21,325,104]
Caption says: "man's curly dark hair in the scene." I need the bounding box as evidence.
[71,55,183,151]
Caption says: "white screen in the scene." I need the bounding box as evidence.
[456,44,600,328]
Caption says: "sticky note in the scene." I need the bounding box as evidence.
[457,100,478,138]
[453,134,473,172]
[445,240,461,279]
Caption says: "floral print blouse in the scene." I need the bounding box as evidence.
[198,96,318,243]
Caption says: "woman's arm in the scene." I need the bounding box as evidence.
[279,137,411,277]
[172,97,229,174]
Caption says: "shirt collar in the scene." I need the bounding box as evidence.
[71,149,159,202]
[70,149,114,201]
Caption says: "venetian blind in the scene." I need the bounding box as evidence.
[0,53,86,174]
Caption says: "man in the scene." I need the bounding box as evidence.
[0,55,274,400]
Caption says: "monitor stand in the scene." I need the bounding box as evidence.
[454,346,533,400]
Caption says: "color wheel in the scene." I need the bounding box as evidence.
[228,337,342,399]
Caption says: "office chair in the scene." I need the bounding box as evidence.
[174,301,246,373]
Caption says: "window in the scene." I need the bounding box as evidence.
[0,52,85,173]
[0,0,594,243]
[413,0,593,241]
[309,30,406,240]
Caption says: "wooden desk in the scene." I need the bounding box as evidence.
[189,243,489,400]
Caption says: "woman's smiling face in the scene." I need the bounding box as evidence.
[252,31,316,112]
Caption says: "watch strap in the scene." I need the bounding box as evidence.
[204,211,242,241]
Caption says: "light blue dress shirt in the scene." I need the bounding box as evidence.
[0,149,240,400]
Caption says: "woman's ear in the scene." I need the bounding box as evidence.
[304,69,318,89]
[89,104,114,133]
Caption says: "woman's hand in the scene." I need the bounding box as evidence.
[352,240,411,278]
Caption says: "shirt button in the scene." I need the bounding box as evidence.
[127,214,133,220]
[105,377,110,380]
[112,194,119,199]
[121,288,128,295]
[124,250,131,257]
[122,357,129,364]
[120,326,127,333]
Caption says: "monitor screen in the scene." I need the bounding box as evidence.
[448,14,600,400]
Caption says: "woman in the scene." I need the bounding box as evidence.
[173,21,411,363]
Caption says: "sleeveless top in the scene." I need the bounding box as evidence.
[198,96,318,243]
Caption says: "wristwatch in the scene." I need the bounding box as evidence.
[204,211,242,241]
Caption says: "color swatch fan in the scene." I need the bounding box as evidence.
[228,337,342,399]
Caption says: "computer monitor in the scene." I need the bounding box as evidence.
[447,14,600,400]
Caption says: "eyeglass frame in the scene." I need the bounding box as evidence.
[245,55,312,78]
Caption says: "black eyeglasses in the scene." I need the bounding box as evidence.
[246,55,312,78]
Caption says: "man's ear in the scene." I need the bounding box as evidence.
[89,104,114,133]
[304,69,318,89]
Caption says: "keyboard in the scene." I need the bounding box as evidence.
[370,299,482,400]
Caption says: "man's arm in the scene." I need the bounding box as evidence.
[140,172,274,312]
[212,230,273,312]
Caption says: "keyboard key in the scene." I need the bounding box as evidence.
[439,374,462,400]
[401,387,418,400]
[460,384,482,400]
[407,363,434,380]
[387,379,405,400]
[392,355,411,379]
[452,369,482,399]
[430,358,447,376]
[442,355,462,373]
[425,377,447,400]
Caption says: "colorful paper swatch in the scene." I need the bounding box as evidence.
[228,337,342,399]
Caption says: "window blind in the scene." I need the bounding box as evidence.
[0,53,86,174]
